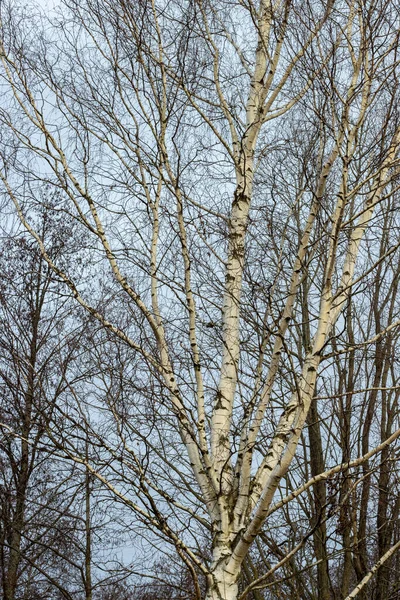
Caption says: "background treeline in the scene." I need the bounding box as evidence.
[1,205,399,599]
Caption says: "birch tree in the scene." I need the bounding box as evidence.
[1,0,400,598]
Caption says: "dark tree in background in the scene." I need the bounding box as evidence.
[0,208,128,600]
[0,219,76,598]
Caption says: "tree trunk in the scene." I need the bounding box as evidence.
[307,399,331,600]
[205,565,239,600]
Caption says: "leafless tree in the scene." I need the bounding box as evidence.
[0,216,81,598]
[0,211,124,600]
[0,0,400,598]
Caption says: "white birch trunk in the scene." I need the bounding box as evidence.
[205,564,239,600]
